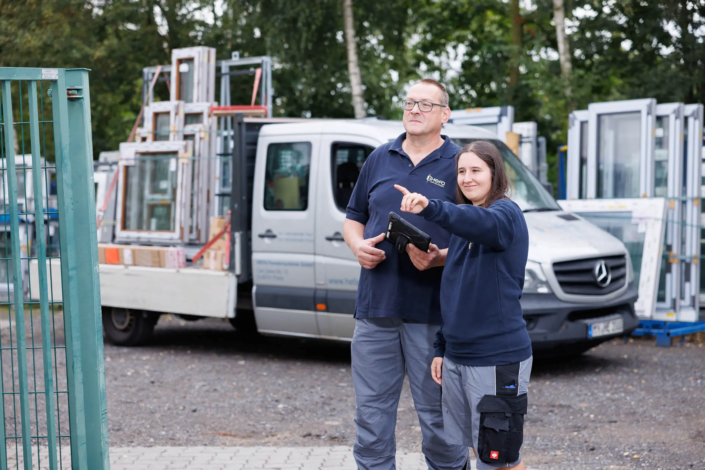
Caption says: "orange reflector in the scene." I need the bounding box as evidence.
[316,303,326,311]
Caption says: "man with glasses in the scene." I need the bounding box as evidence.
[344,79,468,469]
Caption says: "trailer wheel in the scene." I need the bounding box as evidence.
[103,308,158,346]
[228,309,258,335]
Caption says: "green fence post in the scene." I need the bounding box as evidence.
[27,80,59,470]
[0,79,13,470]
[64,68,109,469]
[1,80,35,470]
[51,71,88,470]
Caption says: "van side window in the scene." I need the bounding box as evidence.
[332,143,374,211]
[264,142,312,211]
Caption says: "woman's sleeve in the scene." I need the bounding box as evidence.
[419,199,517,251]
[434,324,446,358]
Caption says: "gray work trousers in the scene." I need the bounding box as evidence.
[351,318,468,470]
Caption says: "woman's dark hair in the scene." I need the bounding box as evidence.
[455,140,510,208]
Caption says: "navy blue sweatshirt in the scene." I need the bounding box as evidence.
[419,198,532,366]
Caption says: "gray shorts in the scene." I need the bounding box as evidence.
[441,356,533,470]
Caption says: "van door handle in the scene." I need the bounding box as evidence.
[258,229,277,239]
[325,232,345,242]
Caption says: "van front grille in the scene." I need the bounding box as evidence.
[552,255,627,295]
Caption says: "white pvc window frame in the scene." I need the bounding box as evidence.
[587,99,656,199]
[170,47,216,104]
[682,104,703,320]
[654,103,685,317]
[136,127,149,143]
[181,127,201,243]
[449,106,514,142]
[567,110,589,199]
[144,101,185,142]
[183,103,217,241]
[183,123,211,244]
[115,141,193,243]
[558,198,667,319]
[512,121,538,174]
[183,102,212,126]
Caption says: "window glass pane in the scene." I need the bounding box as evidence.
[597,112,642,198]
[657,258,668,303]
[185,113,203,125]
[0,231,11,284]
[332,143,373,211]
[184,135,197,235]
[123,153,178,231]
[147,204,172,231]
[217,156,231,216]
[219,196,231,216]
[154,113,170,141]
[178,59,195,103]
[654,116,671,303]
[573,211,645,287]
[654,116,669,198]
[701,232,705,296]
[221,158,231,190]
[264,142,311,211]
[579,121,588,199]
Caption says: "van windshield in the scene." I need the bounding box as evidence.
[450,138,561,212]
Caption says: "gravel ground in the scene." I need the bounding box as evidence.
[100,316,705,470]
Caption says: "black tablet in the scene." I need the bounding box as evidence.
[386,211,431,253]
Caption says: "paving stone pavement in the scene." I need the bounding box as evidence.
[7,446,490,470]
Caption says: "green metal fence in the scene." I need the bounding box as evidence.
[0,68,108,469]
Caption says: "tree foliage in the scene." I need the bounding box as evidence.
[1,0,704,189]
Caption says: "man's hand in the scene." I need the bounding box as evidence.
[406,243,445,271]
[394,184,429,214]
[354,233,387,269]
[431,357,443,386]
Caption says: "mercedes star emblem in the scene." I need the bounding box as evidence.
[593,260,611,288]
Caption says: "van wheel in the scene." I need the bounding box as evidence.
[228,309,258,335]
[103,308,158,346]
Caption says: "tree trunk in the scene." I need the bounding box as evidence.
[508,0,523,90]
[553,0,573,108]
[343,0,366,118]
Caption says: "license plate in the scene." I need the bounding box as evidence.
[588,318,623,338]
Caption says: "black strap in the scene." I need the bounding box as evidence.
[395,234,410,253]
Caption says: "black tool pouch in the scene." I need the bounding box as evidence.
[477,362,527,466]
[477,394,527,465]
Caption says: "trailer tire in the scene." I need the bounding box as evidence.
[228,309,258,335]
[103,308,158,346]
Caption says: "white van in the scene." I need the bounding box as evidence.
[35,118,638,355]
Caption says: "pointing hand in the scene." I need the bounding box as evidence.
[394,184,429,215]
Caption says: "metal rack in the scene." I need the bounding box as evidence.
[563,97,705,344]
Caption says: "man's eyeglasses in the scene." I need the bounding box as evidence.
[401,100,447,113]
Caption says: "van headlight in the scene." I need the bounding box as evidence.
[626,254,634,284]
[524,261,552,294]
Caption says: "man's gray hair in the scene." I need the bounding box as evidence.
[416,78,449,107]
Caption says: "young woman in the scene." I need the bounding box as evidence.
[395,140,532,470]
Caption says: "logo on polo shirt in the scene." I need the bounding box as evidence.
[426,174,446,187]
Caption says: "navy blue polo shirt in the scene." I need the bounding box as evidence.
[346,133,460,324]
